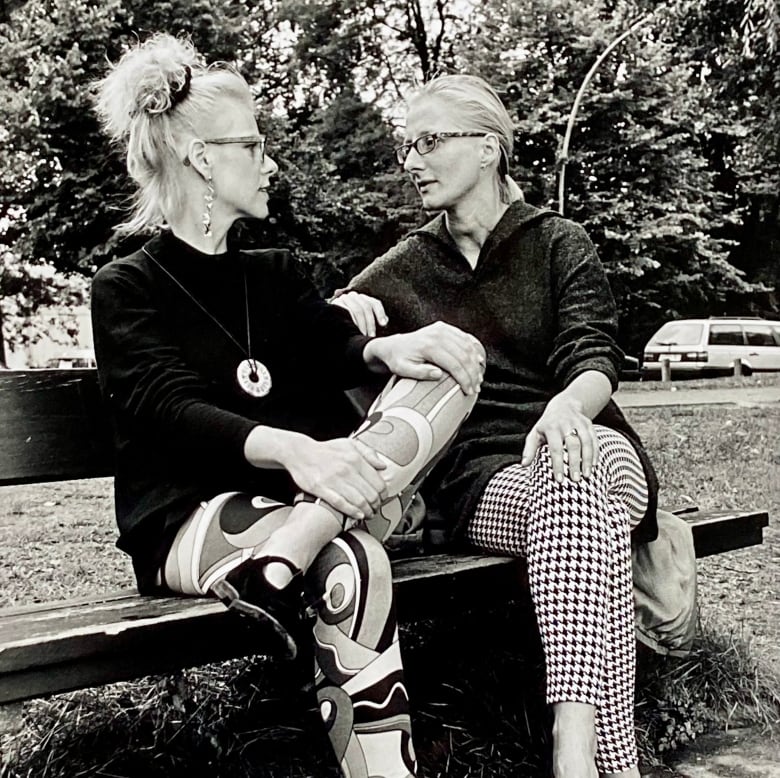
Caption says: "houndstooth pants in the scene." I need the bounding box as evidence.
[467,425,649,773]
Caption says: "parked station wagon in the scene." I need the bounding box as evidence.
[641,317,780,378]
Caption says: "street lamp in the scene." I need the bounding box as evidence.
[557,15,653,216]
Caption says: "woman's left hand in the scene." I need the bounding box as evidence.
[521,393,599,483]
[330,291,388,337]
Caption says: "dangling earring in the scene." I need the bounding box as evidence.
[202,175,215,237]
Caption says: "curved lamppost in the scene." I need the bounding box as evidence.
[557,15,653,216]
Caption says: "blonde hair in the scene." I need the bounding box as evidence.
[93,33,253,234]
[409,75,514,203]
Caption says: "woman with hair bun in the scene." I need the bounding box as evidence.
[337,74,659,778]
[91,34,486,778]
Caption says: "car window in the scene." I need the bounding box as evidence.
[744,325,776,346]
[648,322,703,345]
[708,324,744,346]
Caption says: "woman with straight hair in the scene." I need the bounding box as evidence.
[334,74,659,778]
[91,35,485,778]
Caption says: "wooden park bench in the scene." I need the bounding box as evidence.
[0,369,770,713]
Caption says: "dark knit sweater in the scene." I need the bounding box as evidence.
[91,230,371,590]
[349,201,659,545]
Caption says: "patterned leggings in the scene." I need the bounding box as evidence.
[160,375,476,778]
[467,426,648,774]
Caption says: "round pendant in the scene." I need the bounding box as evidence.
[236,359,272,398]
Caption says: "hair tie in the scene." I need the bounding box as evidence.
[170,65,192,110]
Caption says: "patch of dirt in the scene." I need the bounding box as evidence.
[669,727,780,777]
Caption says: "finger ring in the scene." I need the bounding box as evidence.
[565,428,579,438]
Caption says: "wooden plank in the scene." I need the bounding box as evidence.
[0,370,112,485]
[0,554,520,705]
[685,509,769,557]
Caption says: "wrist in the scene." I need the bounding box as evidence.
[550,391,584,415]
[244,426,307,469]
[363,336,392,374]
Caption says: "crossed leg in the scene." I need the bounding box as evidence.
[159,374,475,777]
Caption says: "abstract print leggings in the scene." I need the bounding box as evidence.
[467,426,649,774]
[160,375,476,778]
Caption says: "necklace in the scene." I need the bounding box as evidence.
[142,245,272,398]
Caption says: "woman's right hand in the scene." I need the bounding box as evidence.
[365,321,485,396]
[281,434,388,520]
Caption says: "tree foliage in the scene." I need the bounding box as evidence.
[458,0,766,349]
[0,0,778,356]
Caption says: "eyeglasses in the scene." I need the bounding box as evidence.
[394,132,489,165]
[205,135,266,160]
[184,135,266,166]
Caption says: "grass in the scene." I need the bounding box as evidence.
[636,619,780,761]
[0,478,129,608]
[1,381,779,776]
[619,371,780,392]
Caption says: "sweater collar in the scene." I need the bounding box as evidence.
[411,201,559,263]
[144,230,232,266]
[143,231,291,273]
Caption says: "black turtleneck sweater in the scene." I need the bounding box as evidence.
[349,201,659,545]
[91,231,371,589]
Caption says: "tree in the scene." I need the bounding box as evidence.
[654,0,780,316]
[0,0,279,351]
[275,0,472,106]
[241,0,477,289]
[1,0,776,358]
[458,0,764,352]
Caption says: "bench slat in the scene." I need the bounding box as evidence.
[0,370,112,485]
[0,554,522,704]
[686,509,769,557]
[0,507,769,705]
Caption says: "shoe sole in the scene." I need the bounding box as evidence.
[211,579,298,660]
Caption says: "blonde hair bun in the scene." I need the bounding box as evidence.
[93,32,253,234]
[95,33,200,142]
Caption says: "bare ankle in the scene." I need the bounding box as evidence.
[552,702,597,778]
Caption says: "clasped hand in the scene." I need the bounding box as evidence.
[285,436,389,521]
[333,292,485,395]
[369,322,485,395]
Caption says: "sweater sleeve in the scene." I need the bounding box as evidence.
[277,257,375,387]
[91,259,257,469]
[547,220,623,391]
[346,242,421,338]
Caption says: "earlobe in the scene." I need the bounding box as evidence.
[481,133,501,170]
[186,138,211,179]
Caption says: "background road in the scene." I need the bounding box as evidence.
[615,385,780,408]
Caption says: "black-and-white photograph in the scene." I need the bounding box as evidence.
[1,1,778,776]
